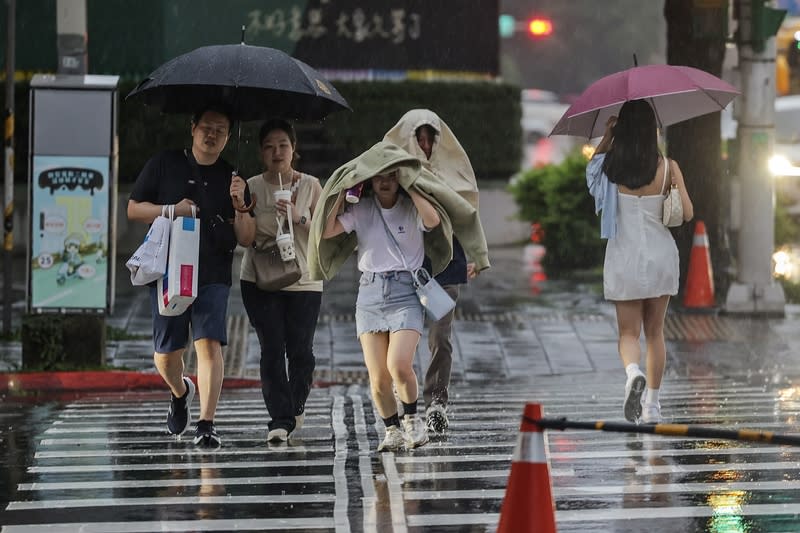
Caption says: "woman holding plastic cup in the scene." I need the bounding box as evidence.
[239,118,323,443]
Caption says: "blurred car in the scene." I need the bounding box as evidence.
[722,94,800,177]
[769,94,800,177]
[520,89,580,170]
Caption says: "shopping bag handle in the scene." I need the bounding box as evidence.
[161,204,176,220]
[160,204,194,220]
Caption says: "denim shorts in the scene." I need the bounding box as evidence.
[148,283,230,353]
[355,271,423,336]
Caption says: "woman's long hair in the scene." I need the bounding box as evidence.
[601,100,660,189]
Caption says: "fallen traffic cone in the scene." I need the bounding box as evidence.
[683,220,715,309]
[497,403,557,533]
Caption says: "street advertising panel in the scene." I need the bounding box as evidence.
[27,75,119,314]
[29,156,110,311]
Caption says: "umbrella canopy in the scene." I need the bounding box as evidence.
[126,44,351,122]
[550,65,739,138]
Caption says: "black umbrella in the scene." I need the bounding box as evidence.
[127,39,351,211]
[126,43,351,121]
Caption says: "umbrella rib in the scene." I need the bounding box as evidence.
[649,97,664,130]
[692,85,729,112]
[588,112,600,141]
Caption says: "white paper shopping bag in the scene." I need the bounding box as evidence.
[157,210,199,316]
[126,205,172,286]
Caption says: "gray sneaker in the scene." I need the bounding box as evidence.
[402,414,429,448]
[426,403,449,434]
[377,425,406,452]
[267,428,289,443]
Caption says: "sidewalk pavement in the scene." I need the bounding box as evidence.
[3,244,800,393]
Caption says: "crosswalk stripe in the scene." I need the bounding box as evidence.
[1,518,335,532]
[557,503,800,522]
[17,475,334,491]
[7,493,336,510]
[35,445,333,458]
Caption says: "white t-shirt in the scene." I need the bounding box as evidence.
[338,194,425,273]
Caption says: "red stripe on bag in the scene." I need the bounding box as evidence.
[162,277,170,306]
[180,265,193,296]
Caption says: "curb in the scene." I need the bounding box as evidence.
[0,371,261,394]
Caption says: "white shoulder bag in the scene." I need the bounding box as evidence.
[661,158,683,227]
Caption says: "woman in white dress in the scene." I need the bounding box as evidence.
[585,99,693,424]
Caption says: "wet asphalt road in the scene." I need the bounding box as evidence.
[4,246,800,531]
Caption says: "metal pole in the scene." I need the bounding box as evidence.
[3,0,16,336]
[725,0,786,314]
[533,416,800,446]
[56,0,87,74]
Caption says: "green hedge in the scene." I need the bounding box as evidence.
[3,79,522,183]
[321,81,522,180]
[508,152,605,273]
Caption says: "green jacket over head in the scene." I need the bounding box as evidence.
[308,141,490,281]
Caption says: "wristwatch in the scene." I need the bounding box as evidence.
[299,215,307,225]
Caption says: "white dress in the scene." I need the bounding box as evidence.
[603,164,679,301]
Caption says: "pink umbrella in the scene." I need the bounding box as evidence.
[549,64,740,138]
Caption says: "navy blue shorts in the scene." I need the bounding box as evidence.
[148,283,230,353]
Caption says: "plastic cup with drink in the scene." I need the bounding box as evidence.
[274,188,295,261]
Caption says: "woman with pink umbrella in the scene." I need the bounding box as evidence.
[586,99,694,424]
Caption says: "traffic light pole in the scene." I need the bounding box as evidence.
[3,0,15,337]
[725,0,786,315]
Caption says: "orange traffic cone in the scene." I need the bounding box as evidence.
[683,220,715,309]
[497,403,557,533]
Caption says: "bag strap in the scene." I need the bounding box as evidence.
[660,157,669,195]
[375,197,412,273]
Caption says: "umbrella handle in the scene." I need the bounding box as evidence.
[234,193,257,213]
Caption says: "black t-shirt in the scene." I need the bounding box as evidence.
[129,149,251,287]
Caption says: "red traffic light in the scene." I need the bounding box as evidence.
[528,17,553,37]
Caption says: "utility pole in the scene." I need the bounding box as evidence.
[56,0,87,74]
[3,0,15,336]
[726,0,786,315]
[56,0,107,367]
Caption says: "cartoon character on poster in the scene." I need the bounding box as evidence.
[30,155,109,310]
[56,232,88,285]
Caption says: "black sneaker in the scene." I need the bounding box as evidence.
[426,403,449,434]
[166,377,195,436]
[193,419,221,448]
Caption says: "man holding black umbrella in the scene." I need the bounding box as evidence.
[127,105,255,448]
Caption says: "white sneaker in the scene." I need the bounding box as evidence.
[402,414,429,448]
[623,369,646,422]
[267,428,289,443]
[377,425,406,452]
[295,413,305,432]
[641,403,663,424]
